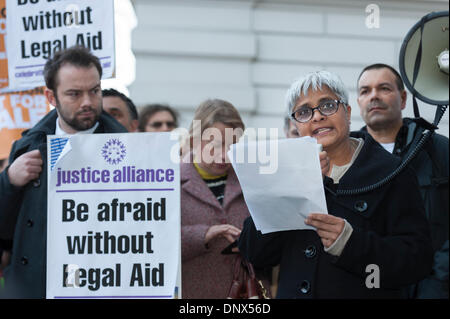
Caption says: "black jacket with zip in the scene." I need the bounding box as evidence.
[363,118,449,298]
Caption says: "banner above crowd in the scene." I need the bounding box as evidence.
[0,0,51,159]
[6,0,115,90]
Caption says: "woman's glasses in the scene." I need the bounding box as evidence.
[291,100,344,123]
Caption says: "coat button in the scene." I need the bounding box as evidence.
[33,179,40,187]
[299,280,311,294]
[26,219,34,227]
[354,200,368,212]
[304,245,317,258]
[21,257,28,265]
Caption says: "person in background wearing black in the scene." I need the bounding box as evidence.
[102,88,139,132]
[357,63,449,299]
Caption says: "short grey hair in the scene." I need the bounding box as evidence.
[285,70,349,115]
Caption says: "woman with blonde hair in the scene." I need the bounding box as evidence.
[180,99,251,298]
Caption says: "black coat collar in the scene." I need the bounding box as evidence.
[335,132,401,191]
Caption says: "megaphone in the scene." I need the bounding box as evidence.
[399,11,449,107]
[340,11,448,196]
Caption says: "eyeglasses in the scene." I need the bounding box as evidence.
[291,100,345,123]
[148,121,176,129]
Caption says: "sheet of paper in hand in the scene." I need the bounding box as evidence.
[228,136,328,234]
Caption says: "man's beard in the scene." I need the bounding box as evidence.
[55,97,102,132]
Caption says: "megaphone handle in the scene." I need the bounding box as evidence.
[413,95,421,118]
[411,16,427,119]
[412,16,426,88]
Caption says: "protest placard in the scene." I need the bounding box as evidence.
[6,0,115,90]
[0,0,8,90]
[0,0,51,159]
[0,87,50,159]
[46,133,181,299]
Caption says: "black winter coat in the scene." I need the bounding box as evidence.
[362,119,449,298]
[0,109,126,298]
[238,133,434,298]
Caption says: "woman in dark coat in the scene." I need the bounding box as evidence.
[238,71,433,299]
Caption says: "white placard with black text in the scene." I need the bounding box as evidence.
[46,132,181,299]
[6,0,115,90]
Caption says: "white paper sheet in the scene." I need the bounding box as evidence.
[228,137,328,234]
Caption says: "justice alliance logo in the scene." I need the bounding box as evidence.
[56,137,174,187]
[101,138,126,165]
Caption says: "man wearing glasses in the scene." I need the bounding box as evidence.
[138,104,179,133]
